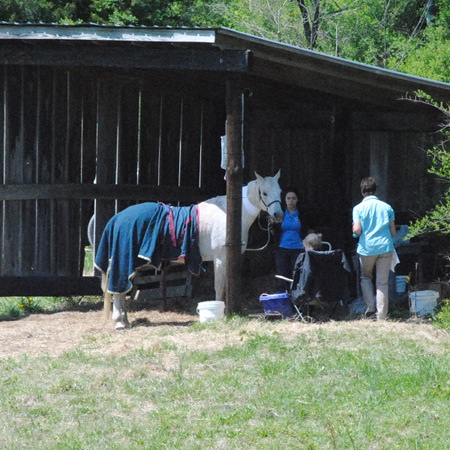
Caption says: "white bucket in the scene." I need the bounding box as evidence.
[409,290,439,316]
[196,301,225,323]
[396,275,408,293]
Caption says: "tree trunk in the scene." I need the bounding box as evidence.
[296,0,321,49]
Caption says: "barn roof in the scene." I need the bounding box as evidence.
[1,23,450,111]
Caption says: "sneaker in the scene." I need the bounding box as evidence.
[365,310,376,319]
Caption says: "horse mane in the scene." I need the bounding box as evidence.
[199,179,259,211]
[245,178,259,207]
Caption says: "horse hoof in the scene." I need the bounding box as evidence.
[115,321,131,330]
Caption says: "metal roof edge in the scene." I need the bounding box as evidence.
[215,28,450,93]
[0,23,219,43]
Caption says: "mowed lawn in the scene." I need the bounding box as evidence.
[1,310,449,450]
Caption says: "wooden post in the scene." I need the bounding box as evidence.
[225,77,244,316]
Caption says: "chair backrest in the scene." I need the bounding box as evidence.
[291,249,351,305]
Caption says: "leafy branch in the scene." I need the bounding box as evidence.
[405,90,450,239]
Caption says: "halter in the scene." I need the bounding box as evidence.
[244,184,282,252]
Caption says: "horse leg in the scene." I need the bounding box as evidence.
[213,256,226,301]
[112,293,131,330]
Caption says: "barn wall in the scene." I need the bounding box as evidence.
[243,97,444,253]
[0,65,226,293]
[349,112,443,223]
[0,66,97,278]
[245,101,350,249]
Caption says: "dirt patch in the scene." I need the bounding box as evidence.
[0,268,278,359]
[0,309,193,358]
[0,300,444,360]
[1,267,440,360]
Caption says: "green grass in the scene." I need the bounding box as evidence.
[0,296,99,319]
[0,246,97,319]
[1,317,450,449]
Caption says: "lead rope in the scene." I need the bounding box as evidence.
[245,214,273,252]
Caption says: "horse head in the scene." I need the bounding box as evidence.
[253,170,284,223]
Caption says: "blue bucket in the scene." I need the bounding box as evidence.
[259,293,294,318]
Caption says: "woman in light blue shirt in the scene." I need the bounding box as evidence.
[352,177,396,320]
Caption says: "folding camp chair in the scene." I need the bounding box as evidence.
[277,243,351,322]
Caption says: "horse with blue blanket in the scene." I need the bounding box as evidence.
[95,171,283,329]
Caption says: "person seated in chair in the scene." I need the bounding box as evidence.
[303,233,323,252]
[291,233,351,317]
[293,232,323,269]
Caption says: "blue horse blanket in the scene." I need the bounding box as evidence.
[95,202,201,294]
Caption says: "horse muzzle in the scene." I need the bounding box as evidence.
[268,211,284,224]
[272,212,284,223]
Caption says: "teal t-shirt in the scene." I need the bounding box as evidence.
[352,195,395,256]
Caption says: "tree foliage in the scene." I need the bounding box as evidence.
[0,0,449,82]
[0,0,235,27]
[406,91,450,238]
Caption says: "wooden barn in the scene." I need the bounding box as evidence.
[1,24,450,309]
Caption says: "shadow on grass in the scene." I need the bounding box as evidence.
[131,317,195,328]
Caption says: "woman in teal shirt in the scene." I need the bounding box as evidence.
[352,177,396,320]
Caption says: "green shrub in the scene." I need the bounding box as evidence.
[434,299,450,329]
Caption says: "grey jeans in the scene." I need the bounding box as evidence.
[359,251,393,320]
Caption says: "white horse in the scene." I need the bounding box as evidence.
[98,171,283,330]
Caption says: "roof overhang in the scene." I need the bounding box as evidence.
[1,24,449,111]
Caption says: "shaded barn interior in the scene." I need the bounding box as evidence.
[0,66,227,295]
[0,24,450,298]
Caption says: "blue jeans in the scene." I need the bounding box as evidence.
[359,251,393,320]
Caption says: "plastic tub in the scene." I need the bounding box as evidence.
[409,290,439,316]
[196,301,225,323]
[259,293,294,318]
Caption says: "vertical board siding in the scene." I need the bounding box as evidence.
[90,75,225,268]
[2,67,25,275]
[351,129,441,219]
[139,87,163,186]
[159,91,182,187]
[93,79,122,251]
[0,64,228,290]
[179,96,202,190]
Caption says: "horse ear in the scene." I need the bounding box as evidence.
[254,171,264,183]
[274,169,281,181]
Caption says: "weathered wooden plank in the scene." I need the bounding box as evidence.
[139,88,163,185]
[0,184,216,201]
[159,92,183,187]
[133,285,191,301]
[93,80,122,252]
[347,111,441,132]
[132,269,193,301]
[0,43,250,72]
[133,269,190,285]
[1,67,25,275]
[197,98,226,191]
[0,276,102,296]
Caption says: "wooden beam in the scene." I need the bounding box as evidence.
[225,77,244,316]
[0,42,250,72]
[0,276,102,296]
[0,184,217,202]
